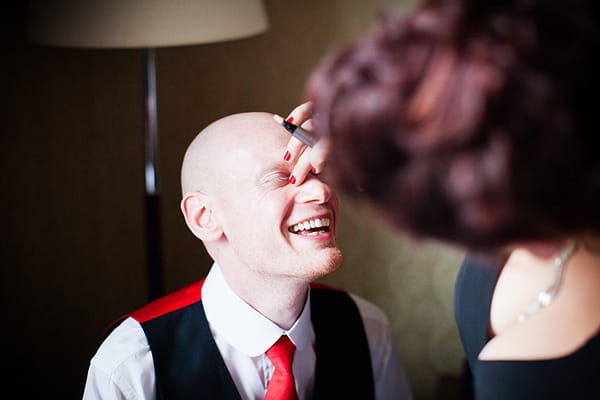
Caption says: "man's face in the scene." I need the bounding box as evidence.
[213,120,342,281]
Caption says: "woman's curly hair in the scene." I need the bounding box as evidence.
[308,0,600,250]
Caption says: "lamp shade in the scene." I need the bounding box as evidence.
[27,0,269,48]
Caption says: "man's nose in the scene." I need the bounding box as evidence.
[294,175,332,204]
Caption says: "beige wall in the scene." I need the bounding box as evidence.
[323,201,466,399]
[2,1,466,399]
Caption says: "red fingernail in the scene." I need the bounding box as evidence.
[286,116,294,123]
[289,175,296,184]
[283,151,291,161]
[311,167,317,174]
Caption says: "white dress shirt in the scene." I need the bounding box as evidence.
[83,264,412,400]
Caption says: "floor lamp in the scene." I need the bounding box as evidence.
[26,0,269,301]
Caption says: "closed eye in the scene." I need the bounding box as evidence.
[260,171,290,187]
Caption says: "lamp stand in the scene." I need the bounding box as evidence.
[25,0,269,303]
[143,47,164,301]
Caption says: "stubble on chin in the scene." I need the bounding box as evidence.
[314,248,344,279]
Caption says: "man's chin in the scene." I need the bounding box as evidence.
[316,248,344,276]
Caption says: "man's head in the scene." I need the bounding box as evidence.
[180,112,343,283]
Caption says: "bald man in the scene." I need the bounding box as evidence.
[83,112,412,400]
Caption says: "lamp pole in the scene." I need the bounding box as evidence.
[26,0,269,303]
[143,47,164,300]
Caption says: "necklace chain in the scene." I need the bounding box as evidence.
[518,240,578,321]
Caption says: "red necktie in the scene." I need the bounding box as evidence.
[264,335,299,400]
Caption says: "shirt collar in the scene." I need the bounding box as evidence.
[202,263,314,357]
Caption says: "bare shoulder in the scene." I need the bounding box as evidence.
[481,249,600,360]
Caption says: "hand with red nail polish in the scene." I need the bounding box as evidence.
[277,102,331,186]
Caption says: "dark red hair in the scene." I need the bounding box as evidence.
[308,0,600,250]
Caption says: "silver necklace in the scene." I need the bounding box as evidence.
[518,240,578,321]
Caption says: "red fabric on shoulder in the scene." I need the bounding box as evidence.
[130,279,206,323]
[102,280,339,337]
[310,281,344,292]
[103,279,206,336]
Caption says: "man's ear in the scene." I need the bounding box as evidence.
[180,191,223,242]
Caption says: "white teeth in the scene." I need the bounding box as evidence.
[290,217,331,233]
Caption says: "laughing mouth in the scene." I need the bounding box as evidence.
[288,217,331,236]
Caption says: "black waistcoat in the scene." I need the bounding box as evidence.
[120,281,374,400]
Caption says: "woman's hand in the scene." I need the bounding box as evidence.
[275,102,331,185]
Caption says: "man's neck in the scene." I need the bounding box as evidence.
[220,267,310,330]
